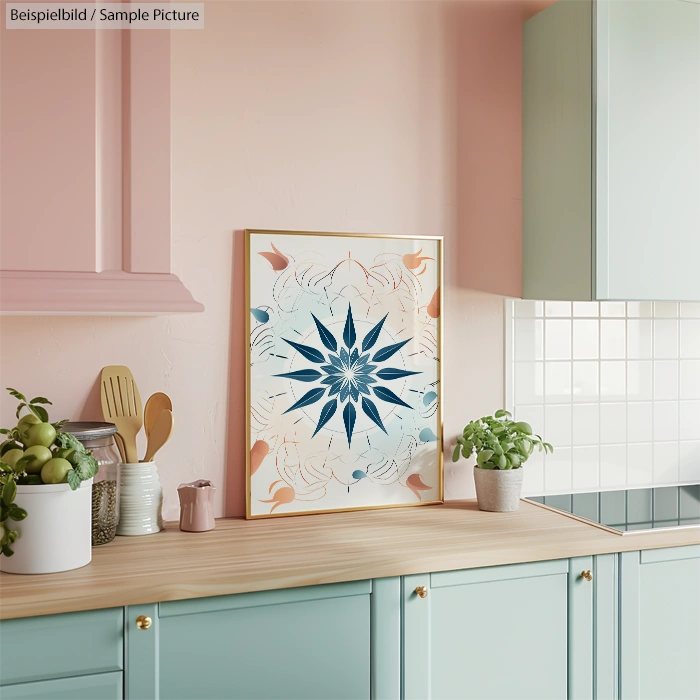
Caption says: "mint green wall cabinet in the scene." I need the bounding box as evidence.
[402,557,615,700]
[523,0,700,302]
[0,672,122,700]
[126,581,373,700]
[620,545,700,700]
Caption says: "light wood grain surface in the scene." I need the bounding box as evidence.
[1,500,698,620]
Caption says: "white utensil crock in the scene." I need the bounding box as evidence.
[117,462,163,536]
[0,479,93,575]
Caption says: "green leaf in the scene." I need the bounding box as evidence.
[545,443,554,454]
[476,449,494,465]
[67,469,81,491]
[7,388,27,403]
[51,419,69,431]
[8,505,27,522]
[507,453,521,467]
[0,441,20,457]
[452,444,461,462]
[75,453,99,481]
[478,461,496,470]
[513,421,533,434]
[12,456,32,473]
[27,404,49,422]
[2,479,16,507]
[2,544,14,557]
[497,454,508,469]
[491,442,503,456]
[15,403,26,419]
[55,431,87,453]
[494,409,512,419]
[0,429,11,435]
[29,397,52,405]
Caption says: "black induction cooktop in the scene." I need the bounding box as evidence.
[525,484,700,535]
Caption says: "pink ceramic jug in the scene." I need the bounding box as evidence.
[177,480,216,532]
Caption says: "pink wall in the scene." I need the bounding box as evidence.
[0,0,551,519]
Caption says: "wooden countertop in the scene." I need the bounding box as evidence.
[1,499,698,620]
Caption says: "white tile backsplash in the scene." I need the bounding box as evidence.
[573,320,599,360]
[601,320,626,359]
[627,319,653,358]
[545,362,571,403]
[507,300,700,494]
[653,319,679,358]
[680,360,700,400]
[545,320,571,360]
[653,360,679,401]
[680,320,700,359]
[572,446,600,489]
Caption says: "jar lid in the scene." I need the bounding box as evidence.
[63,421,117,441]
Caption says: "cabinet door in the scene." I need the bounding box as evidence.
[596,0,700,301]
[620,545,700,700]
[0,608,123,686]
[0,8,202,314]
[403,558,595,700]
[0,672,122,700]
[126,582,371,700]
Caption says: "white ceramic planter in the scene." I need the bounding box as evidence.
[0,479,93,575]
[473,466,523,512]
[117,462,163,536]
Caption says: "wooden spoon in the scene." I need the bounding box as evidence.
[113,432,127,463]
[143,409,174,463]
[144,392,173,438]
[100,366,143,464]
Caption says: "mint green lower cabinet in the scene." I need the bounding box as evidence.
[0,608,123,686]
[126,581,372,700]
[0,672,122,700]
[620,545,700,700]
[403,557,615,700]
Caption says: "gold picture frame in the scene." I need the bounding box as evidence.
[245,229,444,519]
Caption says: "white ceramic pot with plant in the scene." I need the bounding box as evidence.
[452,409,553,512]
[0,389,99,574]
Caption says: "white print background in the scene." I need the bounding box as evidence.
[248,233,441,516]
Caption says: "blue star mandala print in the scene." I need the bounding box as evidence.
[275,304,420,447]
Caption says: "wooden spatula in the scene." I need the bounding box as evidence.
[144,392,173,438]
[143,409,174,463]
[100,366,143,464]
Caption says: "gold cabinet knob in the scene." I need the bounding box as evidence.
[135,615,152,630]
[581,570,593,582]
[415,585,428,598]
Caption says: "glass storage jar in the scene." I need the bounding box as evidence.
[63,422,121,546]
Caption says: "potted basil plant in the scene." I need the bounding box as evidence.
[452,409,553,512]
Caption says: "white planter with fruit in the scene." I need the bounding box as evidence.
[0,389,99,575]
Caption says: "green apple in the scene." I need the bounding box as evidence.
[17,414,41,441]
[25,422,57,449]
[22,445,53,474]
[0,440,21,457]
[41,458,73,484]
[2,448,24,468]
[54,447,76,463]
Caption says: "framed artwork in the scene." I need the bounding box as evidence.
[246,229,443,518]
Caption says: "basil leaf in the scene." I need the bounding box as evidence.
[2,479,17,507]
